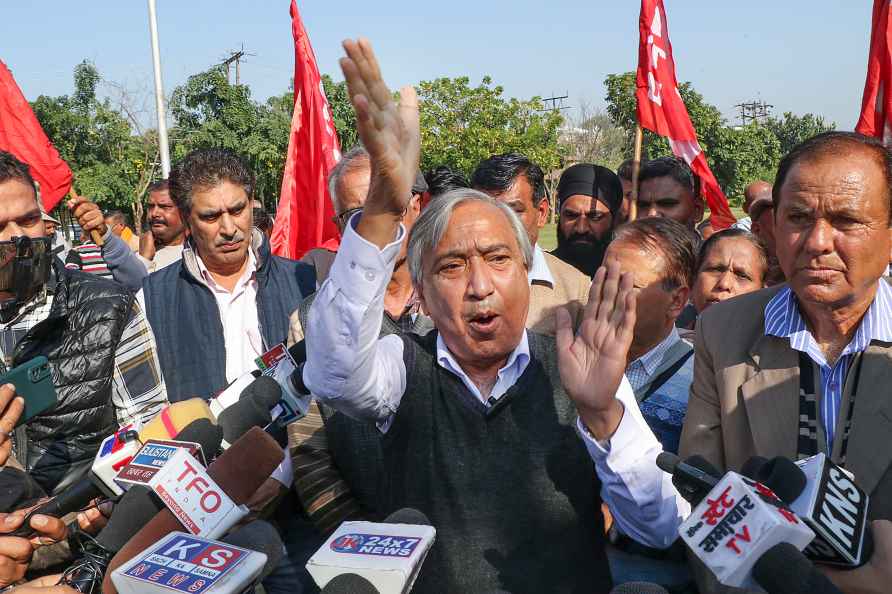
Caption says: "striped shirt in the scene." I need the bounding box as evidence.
[625,327,681,392]
[0,279,169,428]
[764,281,892,453]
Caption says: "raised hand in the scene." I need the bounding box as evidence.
[339,38,420,248]
[556,260,636,440]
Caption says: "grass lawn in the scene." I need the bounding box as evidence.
[537,206,747,252]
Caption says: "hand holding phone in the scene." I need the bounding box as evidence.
[0,383,24,467]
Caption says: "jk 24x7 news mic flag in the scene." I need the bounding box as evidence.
[856,0,892,144]
[270,0,343,260]
[635,0,735,230]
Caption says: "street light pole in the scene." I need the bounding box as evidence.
[147,0,171,178]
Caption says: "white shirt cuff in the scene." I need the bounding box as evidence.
[270,449,293,488]
[327,212,405,306]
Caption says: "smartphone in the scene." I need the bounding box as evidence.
[3,356,57,427]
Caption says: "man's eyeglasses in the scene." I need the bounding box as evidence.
[334,207,363,226]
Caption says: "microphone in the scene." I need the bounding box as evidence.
[139,398,216,443]
[745,454,873,567]
[656,452,720,506]
[668,454,815,589]
[608,583,670,594]
[321,574,381,594]
[752,542,843,594]
[219,520,285,583]
[102,427,285,594]
[109,531,270,594]
[95,419,225,553]
[306,507,436,593]
[215,376,282,446]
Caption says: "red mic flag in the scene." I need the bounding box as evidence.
[0,60,72,212]
[271,0,342,259]
[635,0,735,229]
[856,0,892,143]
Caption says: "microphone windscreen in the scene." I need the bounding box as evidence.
[245,376,283,409]
[384,508,431,526]
[740,456,769,481]
[139,399,215,443]
[756,457,807,504]
[656,452,679,474]
[609,582,670,594]
[95,485,164,552]
[217,377,283,444]
[103,428,285,594]
[752,543,843,594]
[220,520,284,582]
[174,417,224,461]
[321,573,380,594]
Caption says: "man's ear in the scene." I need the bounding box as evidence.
[669,285,690,321]
[536,197,549,229]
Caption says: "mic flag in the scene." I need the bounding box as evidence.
[270,0,342,259]
[0,60,72,212]
[856,0,892,144]
[635,0,735,229]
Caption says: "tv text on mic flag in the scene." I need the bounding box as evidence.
[0,60,72,212]
[271,0,342,259]
[635,0,735,229]
[856,0,892,143]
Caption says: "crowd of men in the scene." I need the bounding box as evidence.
[0,37,891,594]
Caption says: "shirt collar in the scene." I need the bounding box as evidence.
[528,245,555,287]
[765,281,892,363]
[435,330,531,391]
[194,246,257,294]
[628,326,681,377]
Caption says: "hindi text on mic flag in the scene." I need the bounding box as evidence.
[0,60,72,212]
[271,0,342,259]
[856,0,892,143]
[635,0,735,229]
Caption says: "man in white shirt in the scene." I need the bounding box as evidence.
[303,37,655,594]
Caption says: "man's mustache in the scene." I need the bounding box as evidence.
[215,229,245,247]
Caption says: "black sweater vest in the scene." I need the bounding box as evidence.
[380,330,611,594]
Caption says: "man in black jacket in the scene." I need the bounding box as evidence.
[0,151,168,495]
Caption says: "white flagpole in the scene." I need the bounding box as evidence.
[147,0,171,178]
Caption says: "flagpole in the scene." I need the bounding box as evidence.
[629,125,643,221]
[147,0,171,179]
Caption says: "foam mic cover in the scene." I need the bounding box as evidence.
[217,376,282,444]
[658,452,721,506]
[740,456,769,481]
[384,508,431,526]
[752,542,843,594]
[321,574,381,594]
[754,457,808,505]
[102,427,284,594]
[220,520,284,583]
[608,583,670,594]
[139,398,215,443]
[95,419,225,553]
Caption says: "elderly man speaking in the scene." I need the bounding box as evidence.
[303,39,644,593]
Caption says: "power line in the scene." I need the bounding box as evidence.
[734,99,773,126]
[220,44,255,85]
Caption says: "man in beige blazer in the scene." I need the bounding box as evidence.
[471,153,594,336]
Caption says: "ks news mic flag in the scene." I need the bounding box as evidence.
[270,0,342,259]
[856,0,892,143]
[0,60,72,211]
[635,0,735,229]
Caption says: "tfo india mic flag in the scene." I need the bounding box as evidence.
[856,0,892,143]
[635,0,735,229]
[271,0,342,259]
[0,60,72,212]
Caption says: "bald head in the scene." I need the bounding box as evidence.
[743,181,772,214]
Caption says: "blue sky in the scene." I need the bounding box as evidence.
[3,1,873,129]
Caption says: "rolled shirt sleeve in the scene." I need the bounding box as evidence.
[578,375,691,549]
[302,214,408,424]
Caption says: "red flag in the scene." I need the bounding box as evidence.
[635,0,735,229]
[271,0,342,259]
[0,60,72,212]
[856,0,892,143]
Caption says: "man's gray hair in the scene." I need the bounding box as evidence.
[328,146,370,213]
[407,188,534,286]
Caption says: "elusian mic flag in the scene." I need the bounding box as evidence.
[635,0,735,229]
[856,0,892,143]
[271,0,342,259]
[0,60,72,212]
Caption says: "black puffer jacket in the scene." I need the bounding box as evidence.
[14,263,133,495]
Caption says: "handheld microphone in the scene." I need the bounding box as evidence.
[321,574,381,594]
[752,542,843,594]
[656,452,720,506]
[668,455,815,589]
[102,427,285,594]
[215,376,282,447]
[139,399,216,443]
[306,508,436,594]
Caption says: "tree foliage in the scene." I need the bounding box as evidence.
[603,71,834,203]
[416,76,565,177]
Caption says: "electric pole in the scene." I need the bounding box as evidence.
[220,45,254,85]
[734,99,773,126]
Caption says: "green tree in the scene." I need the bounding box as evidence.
[416,76,565,177]
[765,112,836,155]
[322,75,358,151]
